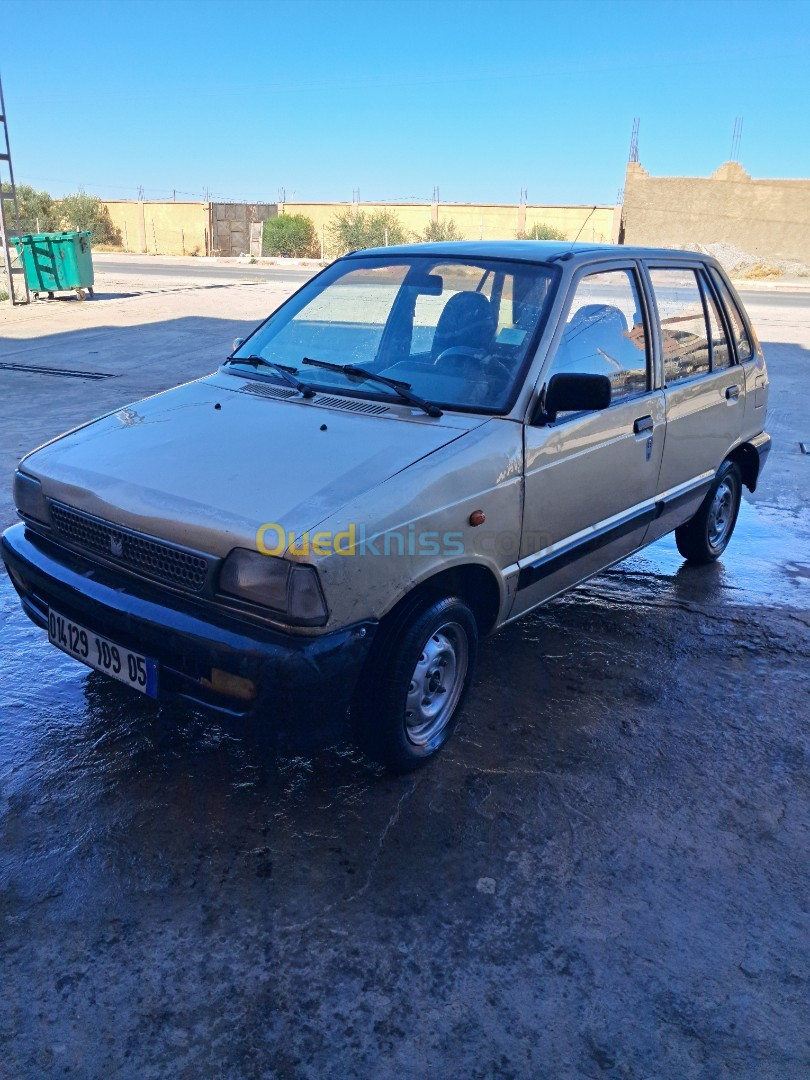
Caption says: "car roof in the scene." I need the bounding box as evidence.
[344,240,720,267]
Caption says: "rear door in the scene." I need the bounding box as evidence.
[643,263,744,543]
[707,267,768,437]
[513,262,665,616]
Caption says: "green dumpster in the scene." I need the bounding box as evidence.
[10,230,94,300]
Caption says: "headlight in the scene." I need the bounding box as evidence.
[13,471,51,525]
[218,548,328,626]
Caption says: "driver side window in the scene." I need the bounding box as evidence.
[547,268,649,407]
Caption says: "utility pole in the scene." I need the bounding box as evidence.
[0,74,30,305]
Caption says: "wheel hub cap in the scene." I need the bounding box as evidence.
[405,621,468,748]
[708,478,735,547]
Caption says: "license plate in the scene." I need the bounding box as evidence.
[48,608,158,697]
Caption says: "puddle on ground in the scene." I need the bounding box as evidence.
[595,499,809,610]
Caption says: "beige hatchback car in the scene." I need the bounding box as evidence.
[3,242,770,770]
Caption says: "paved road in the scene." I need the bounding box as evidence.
[94,256,316,286]
[93,255,810,309]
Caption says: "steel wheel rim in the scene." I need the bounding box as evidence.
[405,621,469,748]
[708,477,735,547]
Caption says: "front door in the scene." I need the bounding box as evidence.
[513,263,665,618]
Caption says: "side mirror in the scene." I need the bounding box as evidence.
[232,337,244,353]
[534,372,611,424]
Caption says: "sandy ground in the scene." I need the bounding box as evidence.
[0,259,808,1078]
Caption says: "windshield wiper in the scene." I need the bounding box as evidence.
[301,357,443,417]
[226,355,316,398]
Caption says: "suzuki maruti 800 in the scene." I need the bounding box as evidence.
[3,242,770,770]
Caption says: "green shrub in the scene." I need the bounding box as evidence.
[517,222,567,241]
[327,208,408,256]
[418,218,464,242]
[263,213,318,258]
[56,192,121,246]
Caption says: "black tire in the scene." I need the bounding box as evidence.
[675,460,742,564]
[352,595,478,772]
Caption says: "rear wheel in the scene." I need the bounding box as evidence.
[352,595,478,772]
[675,459,742,564]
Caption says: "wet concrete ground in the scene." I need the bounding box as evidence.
[1,275,808,1077]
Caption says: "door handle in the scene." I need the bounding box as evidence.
[633,415,654,434]
[725,385,740,401]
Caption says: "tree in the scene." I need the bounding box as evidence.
[517,222,567,241]
[0,183,57,233]
[364,209,408,249]
[55,192,121,246]
[327,208,408,256]
[418,218,464,242]
[263,214,318,258]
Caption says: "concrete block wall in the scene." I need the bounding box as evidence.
[105,201,210,256]
[621,161,810,263]
[282,201,619,256]
[103,201,277,256]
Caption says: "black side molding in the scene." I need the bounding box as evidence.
[517,504,657,591]
[516,479,713,592]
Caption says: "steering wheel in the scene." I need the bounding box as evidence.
[434,346,512,387]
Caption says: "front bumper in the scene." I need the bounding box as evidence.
[2,523,376,720]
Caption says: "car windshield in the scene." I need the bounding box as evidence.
[228,255,556,412]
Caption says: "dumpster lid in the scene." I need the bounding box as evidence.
[9,230,92,243]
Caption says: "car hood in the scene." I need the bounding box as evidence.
[22,373,478,557]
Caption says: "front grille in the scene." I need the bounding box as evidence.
[49,502,210,593]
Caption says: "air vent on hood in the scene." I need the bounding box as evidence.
[239,381,297,401]
[238,381,390,415]
[311,395,390,415]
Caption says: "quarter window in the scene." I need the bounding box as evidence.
[703,279,732,368]
[710,271,753,361]
[648,269,710,383]
[548,268,649,404]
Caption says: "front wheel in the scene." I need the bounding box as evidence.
[675,460,742,564]
[352,595,478,772]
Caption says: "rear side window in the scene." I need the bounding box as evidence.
[710,271,753,361]
[648,269,710,383]
[548,268,649,402]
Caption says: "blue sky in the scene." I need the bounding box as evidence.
[3,0,809,205]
